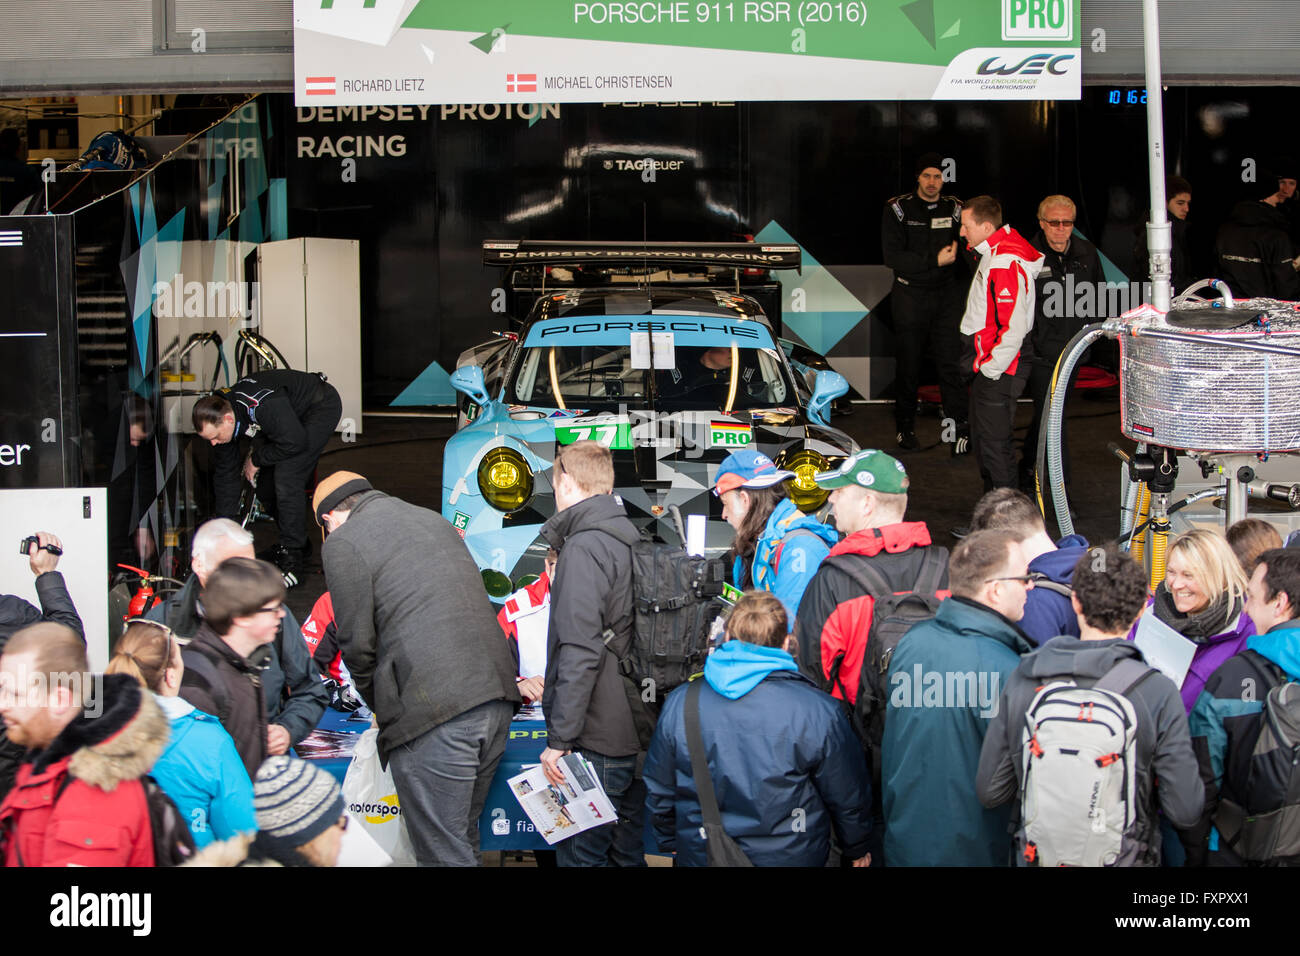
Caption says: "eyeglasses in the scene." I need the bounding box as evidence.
[986,575,1036,587]
[1040,219,1074,228]
[253,604,284,615]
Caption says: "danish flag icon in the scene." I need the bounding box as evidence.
[507,73,537,93]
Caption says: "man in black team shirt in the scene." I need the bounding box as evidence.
[882,151,970,455]
[193,370,342,586]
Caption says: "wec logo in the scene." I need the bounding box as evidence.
[977,53,1074,76]
[1002,0,1073,40]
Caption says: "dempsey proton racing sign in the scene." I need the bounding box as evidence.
[293,0,1080,104]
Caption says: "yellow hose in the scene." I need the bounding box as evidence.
[1130,483,1151,565]
[1149,519,1170,591]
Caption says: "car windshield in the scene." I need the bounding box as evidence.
[509,342,793,411]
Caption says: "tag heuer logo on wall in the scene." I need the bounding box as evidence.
[453,511,470,537]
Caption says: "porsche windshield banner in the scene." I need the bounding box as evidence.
[293,0,1082,105]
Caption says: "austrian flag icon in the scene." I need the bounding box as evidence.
[507,73,537,93]
[305,76,336,96]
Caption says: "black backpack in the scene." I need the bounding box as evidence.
[50,773,196,867]
[821,550,948,780]
[142,776,199,866]
[598,537,729,747]
[1214,652,1300,862]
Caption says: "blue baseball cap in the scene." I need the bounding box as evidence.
[712,449,795,497]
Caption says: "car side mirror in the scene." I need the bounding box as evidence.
[807,370,848,427]
[450,365,490,407]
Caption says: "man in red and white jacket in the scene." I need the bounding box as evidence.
[959,195,1045,494]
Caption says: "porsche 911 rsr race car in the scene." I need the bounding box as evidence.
[444,241,856,598]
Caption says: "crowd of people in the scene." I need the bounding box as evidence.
[3,452,1300,868]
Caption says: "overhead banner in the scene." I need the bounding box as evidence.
[293,0,1082,105]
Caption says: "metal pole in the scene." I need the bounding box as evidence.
[1142,0,1173,314]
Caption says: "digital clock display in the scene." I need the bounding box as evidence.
[1107,88,1148,106]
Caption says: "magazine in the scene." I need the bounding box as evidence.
[507,753,617,845]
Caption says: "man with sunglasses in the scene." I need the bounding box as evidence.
[1020,195,1103,492]
[879,529,1034,866]
[179,557,286,778]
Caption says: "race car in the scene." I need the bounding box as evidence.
[444,240,856,598]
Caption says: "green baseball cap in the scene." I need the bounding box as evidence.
[814,449,909,493]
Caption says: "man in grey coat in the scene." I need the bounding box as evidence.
[314,470,521,866]
[976,544,1203,866]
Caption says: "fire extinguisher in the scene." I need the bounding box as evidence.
[117,564,162,619]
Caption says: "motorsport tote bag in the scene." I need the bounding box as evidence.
[342,724,415,866]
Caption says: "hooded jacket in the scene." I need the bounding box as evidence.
[150,575,328,745]
[976,637,1203,866]
[150,694,256,849]
[1185,618,1300,865]
[961,225,1045,379]
[0,674,168,867]
[737,498,837,632]
[643,641,872,866]
[541,494,642,756]
[179,623,269,779]
[1215,200,1299,300]
[882,596,1033,866]
[1139,585,1256,713]
[323,490,521,764]
[794,521,949,705]
[1019,534,1090,646]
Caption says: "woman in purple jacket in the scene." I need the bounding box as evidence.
[1134,528,1254,712]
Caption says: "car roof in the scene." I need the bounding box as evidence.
[525,288,772,325]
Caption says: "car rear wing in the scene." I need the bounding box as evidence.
[481,239,802,272]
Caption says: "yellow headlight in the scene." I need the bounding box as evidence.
[777,449,830,513]
[478,448,534,512]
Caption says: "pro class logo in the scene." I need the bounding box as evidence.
[507,73,538,93]
[1001,0,1073,41]
[977,53,1075,76]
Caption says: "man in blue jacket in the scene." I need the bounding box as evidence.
[1185,547,1300,865]
[881,528,1034,866]
[644,590,872,866]
[971,488,1089,645]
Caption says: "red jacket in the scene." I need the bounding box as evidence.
[0,675,166,867]
[301,591,344,683]
[960,225,1044,379]
[793,522,949,704]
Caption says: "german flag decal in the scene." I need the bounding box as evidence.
[709,421,752,448]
